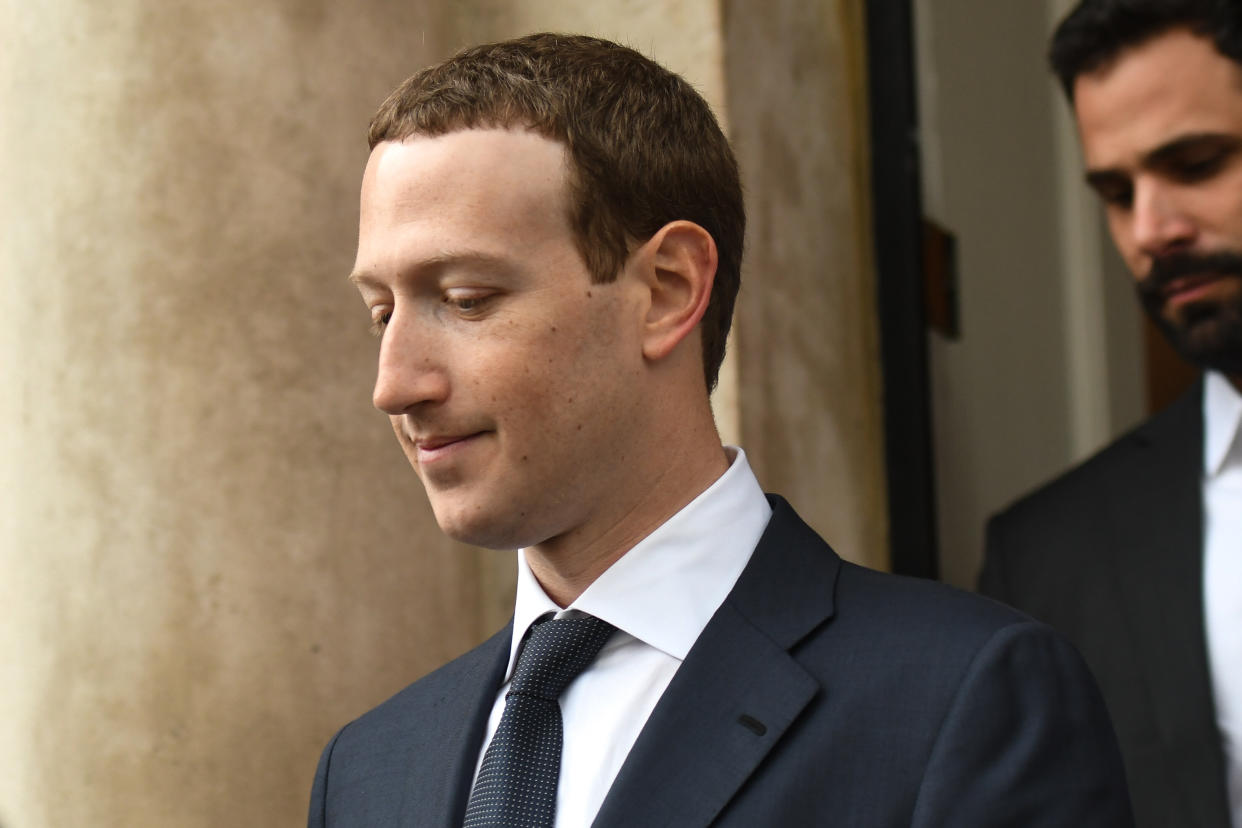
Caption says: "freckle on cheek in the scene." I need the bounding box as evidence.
[586,290,592,298]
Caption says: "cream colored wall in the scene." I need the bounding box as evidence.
[914,0,1146,588]
[1045,0,1147,452]
[1,1,885,825]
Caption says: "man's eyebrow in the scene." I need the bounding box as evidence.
[1082,133,1242,191]
[347,252,516,288]
[1143,132,1242,168]
[1084,168,1125,189]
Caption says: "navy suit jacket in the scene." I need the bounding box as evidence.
[981,383,1230,828]
[311,496,1132,826]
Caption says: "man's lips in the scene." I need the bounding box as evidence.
[1160,273,1231,306]
[411,432,486,462]
[1142,250,1242,311]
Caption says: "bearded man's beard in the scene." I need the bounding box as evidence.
[1137,250,1242,377]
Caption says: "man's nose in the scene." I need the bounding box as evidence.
[1131,179,1197,258]
[372,312,449,414]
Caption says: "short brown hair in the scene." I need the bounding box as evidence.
[368,33,744,392]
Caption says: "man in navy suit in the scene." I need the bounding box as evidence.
[311,33,1132,826]
[981,3,1242,826]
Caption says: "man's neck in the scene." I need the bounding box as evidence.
[525,440,731,607]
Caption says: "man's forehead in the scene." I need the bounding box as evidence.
[1073,29,1242,168]
[360,130,571,222]
[354,129,578,281]
[365,129,568,184]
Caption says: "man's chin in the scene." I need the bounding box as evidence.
[429,503,526,551]
[1152,302,1242,376]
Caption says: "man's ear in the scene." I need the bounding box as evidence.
[631,220,718,363]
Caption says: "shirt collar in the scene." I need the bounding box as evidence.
[506,446,772,679]
[1204,371,1242,478]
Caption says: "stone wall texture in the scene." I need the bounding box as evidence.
[725,0,888,569]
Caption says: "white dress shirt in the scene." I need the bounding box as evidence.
[1203,370,1242,827]
[471,447,772,828]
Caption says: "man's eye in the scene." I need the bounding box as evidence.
[370,311,391,337]
[1096,186,1133,209]
[445,293,490,313]
[1174,154,1226,182]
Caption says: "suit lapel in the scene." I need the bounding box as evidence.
[592,497,839,828]
[402,621,512,828]
[1109,382,1230,825]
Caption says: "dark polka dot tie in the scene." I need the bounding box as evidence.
[463,614,616,827]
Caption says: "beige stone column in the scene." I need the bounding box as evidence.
[724,0,890,568]
[1,3,512,826]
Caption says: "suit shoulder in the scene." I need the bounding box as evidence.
[338,623,509,738]
[818,564,1100,731]
[998,426,1146,527]
[978,430,1145,597]
[757,496,1036,646]
[311,626,510,824]
[979,386,1202,604]
[835,561,1038,647]
[991,385,1198,532]
[988,397,1192,543]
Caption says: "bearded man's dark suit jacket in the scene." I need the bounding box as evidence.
[310,496,1132,827]
[981,382,1230,828]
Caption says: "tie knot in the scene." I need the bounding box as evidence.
[509,615,615,701]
